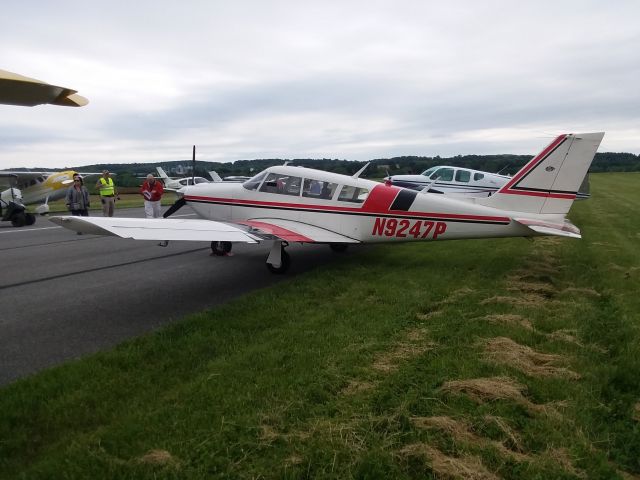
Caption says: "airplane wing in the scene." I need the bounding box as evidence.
[1,171,43,179]
[0,172,19,187]
[239,218,360,243]
[513,217,581,239]
[49,216,261,243]
[0,69,88,107]
[49,216,358,244]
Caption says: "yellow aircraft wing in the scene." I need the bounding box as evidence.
[0,69,88,107]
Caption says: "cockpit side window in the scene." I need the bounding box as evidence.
[242,171,268,190]
[455,169,471,182]
[259,173,302,196]
[431,168,454,182]
[302,179,338,199]
[337,185,369,203]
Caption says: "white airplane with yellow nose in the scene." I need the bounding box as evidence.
[1,170,103,221]
[51,133,604,274]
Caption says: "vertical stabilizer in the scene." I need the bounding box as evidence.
[156,167,170,179]
[476,132,604,214]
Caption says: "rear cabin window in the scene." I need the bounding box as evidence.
[431,168,454,182]
[455,169,471,182]
[259,173,302,196]
[337,185,369,203]
[302,179,338,199]
[473,173,485,181]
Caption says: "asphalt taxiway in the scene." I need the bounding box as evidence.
[0,207,346,385]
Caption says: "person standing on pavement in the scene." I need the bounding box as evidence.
[141,173,169,247]
[65,175,90,216]
[96,170,118,216]
[140,173,164,218]
[65,175,90,235]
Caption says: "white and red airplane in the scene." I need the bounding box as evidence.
[51,132,604,273]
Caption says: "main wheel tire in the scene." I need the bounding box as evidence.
[266,249,290,274]
[25,213,36,226]
[11,212,26,227]
[329,243,349,253]
[210,241,232,256]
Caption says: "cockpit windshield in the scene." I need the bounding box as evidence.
[242,171,268,191]
[421,167,438,177]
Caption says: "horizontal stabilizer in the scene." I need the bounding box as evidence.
[49,216,261,243]
[514,217,581,239]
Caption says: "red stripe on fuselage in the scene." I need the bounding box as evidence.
[236,220,314,242]
[185,194,511,223]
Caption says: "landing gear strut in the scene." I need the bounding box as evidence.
[211,241,232,256]
[266,241,290,274]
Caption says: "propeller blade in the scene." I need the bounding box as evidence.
[163,197,186,218]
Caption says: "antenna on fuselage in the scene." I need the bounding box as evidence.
[352,162,370,179]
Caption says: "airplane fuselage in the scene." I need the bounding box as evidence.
[182,166,535,244]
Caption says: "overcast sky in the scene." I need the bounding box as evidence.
[1,0,639,169]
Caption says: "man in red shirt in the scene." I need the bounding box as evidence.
[140,173,164,219]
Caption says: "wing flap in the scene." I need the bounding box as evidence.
[239,218,360,243]
[49,216,260,243]
[514,217,581,239]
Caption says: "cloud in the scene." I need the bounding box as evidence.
[0,0,639,168]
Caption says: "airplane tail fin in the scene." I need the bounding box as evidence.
[156,167,169,179]
[476,132,604,214]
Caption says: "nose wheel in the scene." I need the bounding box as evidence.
[266,241,290,274]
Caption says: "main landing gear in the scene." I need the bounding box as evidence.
[266,241,290,274]
[210,241,232,256]
[210,240,291,274]
[1,200,36,227]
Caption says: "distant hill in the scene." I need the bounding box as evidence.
[9,152,639,187]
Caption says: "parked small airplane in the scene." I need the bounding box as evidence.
[52,133,604,274]
[0,170,102,226]
[156,167,211,190]
[223,175,252,182]
[386,166,511,197]
[387,164,591,200]
[207,171,251,183]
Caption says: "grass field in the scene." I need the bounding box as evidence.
[1,173,639,479]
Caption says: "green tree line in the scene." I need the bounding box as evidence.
[12,152,639,188]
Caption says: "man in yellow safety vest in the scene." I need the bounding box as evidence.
[95,170,119,216]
